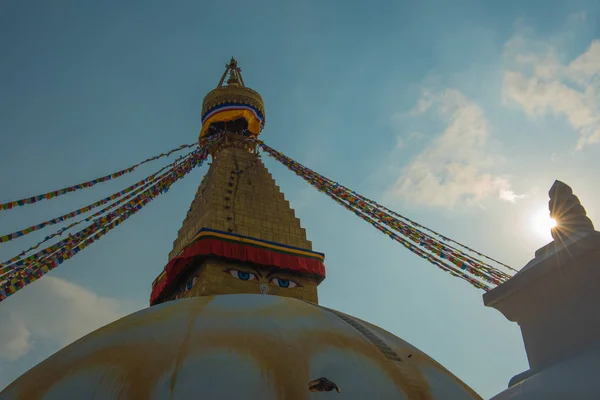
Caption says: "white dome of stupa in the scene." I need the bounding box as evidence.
[1,294,480,399]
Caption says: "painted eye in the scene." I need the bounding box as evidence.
[270,277,299,288]
[185,277,196,292]
[228,269,257,281]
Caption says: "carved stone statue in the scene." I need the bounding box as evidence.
[549,180,595,242]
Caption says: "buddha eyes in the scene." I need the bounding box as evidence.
[227,269,258,281]
[269,277,299,288]
[225,269,301,288]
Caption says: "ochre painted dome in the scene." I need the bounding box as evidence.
[1,295,481,399]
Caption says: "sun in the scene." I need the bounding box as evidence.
[531,207,557,240]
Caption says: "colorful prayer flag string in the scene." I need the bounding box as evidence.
[0,147,210,302]
[337,190,518,273]
[0,150,196,269]
[257,140,514,291]
[0,150,198,278]
[303,172,504,287]
[0,142,198,212]
[318,183,513,282]
[0,151,196,244]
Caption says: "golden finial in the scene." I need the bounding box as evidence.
[217,57,245,88]
[227,57,238,70]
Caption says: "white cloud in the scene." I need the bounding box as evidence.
[0,277,141,385]
[384,89,522,208]
[0,318,32,362]
[499,187,524,203]
[503,32,600,149]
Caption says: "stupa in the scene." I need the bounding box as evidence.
[485,180,600,399]
[0,59,482,399]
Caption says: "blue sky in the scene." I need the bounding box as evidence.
[2,1,600,397]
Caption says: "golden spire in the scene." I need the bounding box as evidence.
[200,57,266,139]
[217,57,245,88]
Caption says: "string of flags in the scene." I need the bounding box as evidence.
[0,142,198,212]
[258,140,514,291]
[0,150,199,278]
[330,193,494,290]
[0,152,194,244]
[359,200,518,273]
[0,149,208,302]
[0,151,195,269]
[265,144,511,287]
[301,174,514,282]
[0,136,219,302]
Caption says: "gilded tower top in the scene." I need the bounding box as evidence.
[199,58,265,139]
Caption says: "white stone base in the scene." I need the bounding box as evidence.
[491,339,600,400]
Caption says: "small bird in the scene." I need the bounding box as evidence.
[308,377,341,393]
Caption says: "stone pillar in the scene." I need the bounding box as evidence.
[484,181,600,399]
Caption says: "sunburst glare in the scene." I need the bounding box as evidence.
[531,207,557,240]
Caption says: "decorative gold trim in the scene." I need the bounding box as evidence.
[201,86,265,119]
